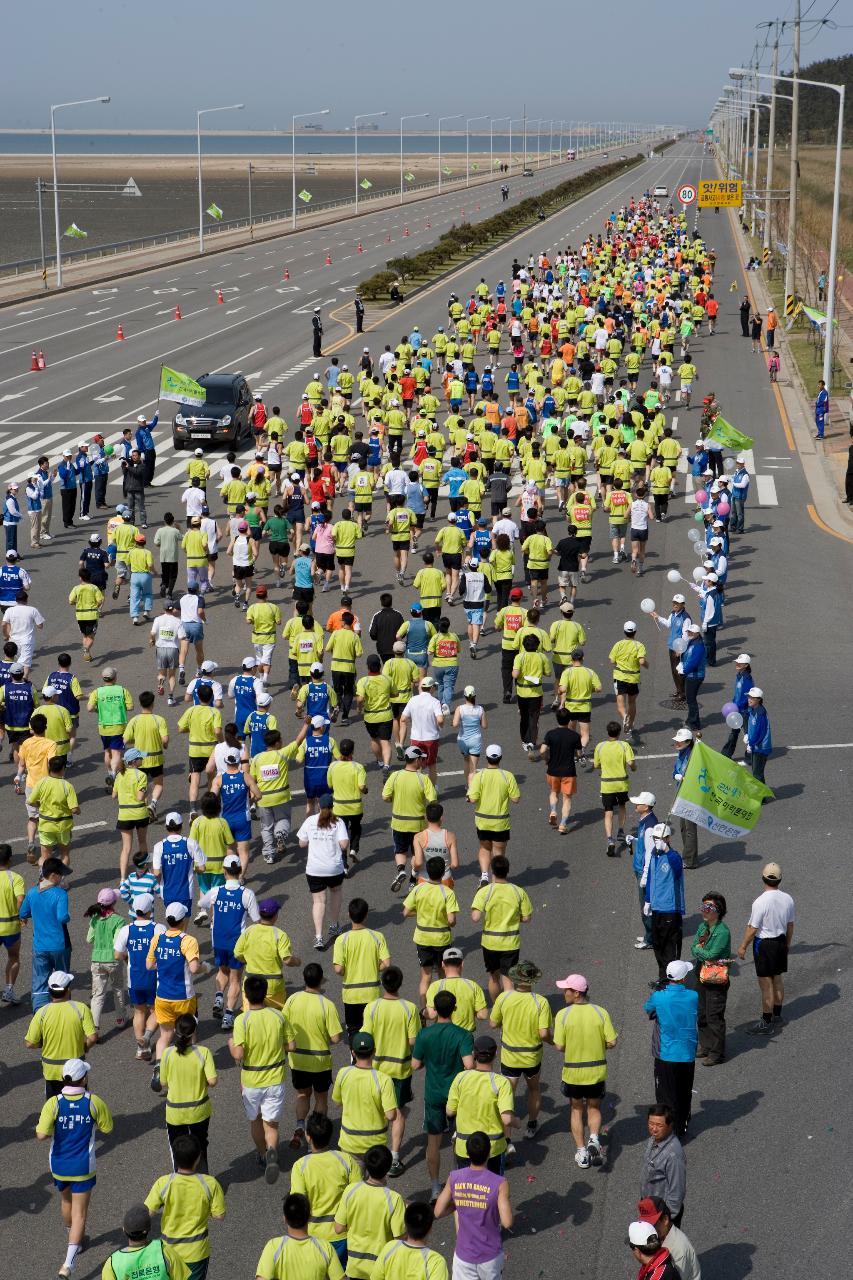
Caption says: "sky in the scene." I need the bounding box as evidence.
[3,0,847,132]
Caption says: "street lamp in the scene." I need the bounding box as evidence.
[292,109,330,230]
[490,117,511,177]
[466,116,489,188]
[51,95,110,288]
[438,115,462,193]
[730,66,845,390]
[197,103,244,255]
[400,113,429,205]
[354,111,387,213]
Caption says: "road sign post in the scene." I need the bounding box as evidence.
[677,182,697,205]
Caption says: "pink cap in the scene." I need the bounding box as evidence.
[556,973,588,992]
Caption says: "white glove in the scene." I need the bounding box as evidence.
[674,772,684,783]
[675,662,684,675]
[643,902,652,917]
[743,734,750,747]
[625,834,635,846]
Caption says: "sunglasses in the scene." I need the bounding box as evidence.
[700,903,718,912]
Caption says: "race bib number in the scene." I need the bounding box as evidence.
[260,764,281,781]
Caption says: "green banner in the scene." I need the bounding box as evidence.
[708,415,754,451]
[64,222,87,239]
[206,203,223,221]
[671,740,772,839]
[404,171,415,182]
[159,366,206,407]
[298,189,313,203]
[442,166,452,175]
[360,178,372,190]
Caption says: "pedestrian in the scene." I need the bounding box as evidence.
[720,654,753,757]
[123,449,148,528]
[626,791,659,952]
[744,686,772,784]
[371,1203,448,1280]
[539,707,581,833]
[24,968,97,1096]
[355,296,365,332]
[749,309,762,353]
[92,437,111,509]
[411,990,474,1199]
[136,411,159,486]
[228,974,291,1181]
[19,859,74,1009]
[369,593,405,665]
[282,963,344,1148]
[551,972,617,1169]
[25,473,42,549]
[680,623,705,732]
[593,719,637,856]
[3,482,22,552]
[644,960,697,1137]
[255,1192,344,1280]
[382,746,437,892]
[144,1134,225,1280]
[639,1104,686,1226]
[158,1012,217,1172]
[512,633,551,753]
[608,620,648,738]
[765,304,777,349]
[154,512,182,600]
[312,308,323,357]
[113,892,163,1062]
[151,812,205,921]
[737,861,795,1035]
[112,745,150,878]
[233,897,300,1011]
[357,655,396,773]
[58,450,77,528]
[87,665,134,786]
[35,1057,113,1279]
[2,589,44,676]
[84,887,127,1033]
[101,1202,190,1280]
[36,454,55,539]
[446,1034,515,1174]
[671,729,698,870]
[699,573,723,666]
[635,1197,701,1280]
[400,675,445,781]
[642,823,685,982]
[434,1130,513,1274]
[74,441,94,521]
[626,1221,680,1280]
[146,902,211,1081]
[470,855,533,1003]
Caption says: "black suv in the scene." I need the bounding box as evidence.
[172,373,253,449]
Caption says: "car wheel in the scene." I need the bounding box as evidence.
[173,437,186,450]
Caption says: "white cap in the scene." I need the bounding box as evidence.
[134,893,155,914]
[671,593,685,604]
[42,684,59,697]
[629,791,656,807]
[704,572,718,582]
[447,512,457,522]
[165,902,189,921]
[623,620,637,633]
[165,811,183,828]
[673,728,693,743]
[48,971,75,992]
[650,822,672,839]
[137,414,147,424]
[629,1222,660,1248]
[200,660,219,673]
[256,691,272,707]
[241,656,257,669]
[748,686,764,698]
[63,1058,90,1082]
[709,537,723,547]
[736,454,746,462]
[485,743,503,760]
[310,714,329,728]
[194,448,204,456]
[685,622,701,633]
[666,959,693,981]
[223,854,242,872]
[310,662,324,674]
[735,653,751,665]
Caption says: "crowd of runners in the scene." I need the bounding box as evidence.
[1,188,791,1280]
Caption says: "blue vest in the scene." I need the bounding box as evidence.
[472,529,491,558]
[245,710,271,758]
[124,919,157,989]
[210,882,246,952]
[232,674,258,727]
[219,771,250,834]
[0,564,24,605]
[152,931,189,1001]
[303,731,333,787]
[304,680,332,720]
[632,809,658,876]
[3,680,35,728]
[646,850,685,914]
[48,671,80,717]
[732,669,752,714]
[681,638,706,680]
[703,589,724,629]
[158,837,193,908]
[667,609,691,651]
[49,1091,99,1179]
[405,617,429,664]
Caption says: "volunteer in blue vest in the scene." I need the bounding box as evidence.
[641,824,686,984]
[210,749,259,876]
[651,594,690,709]
[113,892,165,1062]
[299,715,341,816]
[814,380,829,440]
[729,456,750,533]
[679,622,705,733]
[699,572,723,666]
[152,813,206,920]
[136,412,159,487]
[3,482,22,552]
[744,688,772,785]
[643,959,698,1138]
[626,792,659,952]
[0,549,31,608]
[720,654,754,759]
[672,729,698,871]
[35,1057,113,1279]
[73,442,94,522]
[57,450,78,529]
[146,902,211,1085]
[36,455,55,540]
[198,854,259,1031]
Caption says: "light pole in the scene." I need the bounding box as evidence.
[197,103,244,255]
[292,108,330,229]
[400,112,429,204]
[354,111,387,214]
[731,66,846,390]
[50,95,110,288]
[466,116,488,187]
[438,115,462,193]
[490,117,510,176]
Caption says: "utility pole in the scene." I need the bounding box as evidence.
[763,25,779,263]
[522,103,527,170]
[784,0,800,315]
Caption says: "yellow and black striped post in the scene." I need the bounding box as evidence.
[785,293,797,317]
[762,247,770,265]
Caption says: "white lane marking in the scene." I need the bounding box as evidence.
[755,474,778,505]
[0,300,163,365]
[0,307,76,335]
[0,387,37,402]
[225,306,246,315]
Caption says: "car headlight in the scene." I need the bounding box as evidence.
[175,414,185,426]
[220,415,232,427]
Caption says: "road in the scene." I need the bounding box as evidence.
[2,141,851,1280]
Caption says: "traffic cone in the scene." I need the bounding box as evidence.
[174,304,182,320]
[217,288,224,304]
[283,268,290,281]
[404,226,410,237]
[426,219,431,229]
[385,233,391,243]
[115,324,125,341]
[37,349,46,370]
[325,252,332,265]
[461,209,465,217]
[357,241,363,253]
[31,350,39,371]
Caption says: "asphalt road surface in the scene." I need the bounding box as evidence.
[2,142,851,1280]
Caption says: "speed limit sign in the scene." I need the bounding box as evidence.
[678,183,697,205]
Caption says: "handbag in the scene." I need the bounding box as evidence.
[699,959,731,985]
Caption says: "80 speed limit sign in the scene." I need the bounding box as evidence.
[678,182,697,205]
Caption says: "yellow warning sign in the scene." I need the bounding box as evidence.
[762,247,770,264]
[698,179,742,208]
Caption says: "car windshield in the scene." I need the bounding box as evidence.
[181,376,238,414]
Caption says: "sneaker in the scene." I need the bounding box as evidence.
[390,869,407,893]
[441,702,450,715]
[502,692,513,704]
[574,1147,590,1169]
[327,921,341,938]
[616,827,625,843]
[221,1010,235,1031]
[212,992,224,1020]
[587,1137,604,1166]
[746,1019,774,1035]
[388,1159,405,1178]
[193,910,209,927]
[633,940,652,950]
[167,696,178,706]
[479,872,490,886]
[289,1127,306,1150]
[525,1119,539,1140]
[262,850,275,865]
[1,985,18,1005]
[135,1043,152,1061]
[264,1147,280,1185]
[150,1064,162,1093]
[178,668,186,685]
[469,644,477,660]
[274,832,287,855]
[606,841,617,857]
[525,741,536,756]
[505,1142,516,1157]
[313,935,325,950]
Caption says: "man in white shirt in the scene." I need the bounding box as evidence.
[492,510,519,543]
[177,585,205,679]
[1,592,44,676]
[400,676,444,783]
[181,479,207,520]
[736,861,795,1036]
[149,600,182,705]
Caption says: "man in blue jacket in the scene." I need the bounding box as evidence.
[679,622,706,732]
[73,442,93,522]
[642,824,685,983]
[671,728,698,870]
[57,450,78,529]
[720,654,753,758]
[136,413,159,487]
[744,688,772,785]
[644,959,698,1137]
[626,791,658,951]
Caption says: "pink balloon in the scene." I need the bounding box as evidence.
[716,501,730,516]
[695,489,708,504]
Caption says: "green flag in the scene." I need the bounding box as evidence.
[159,366,207,408]
[472,163,479,171]
[298,189,313,203]
[442,166,452,175]
[671,739,772,839]
[360,178,372,190]
[64,222,87,239]
[206,202,223,221]
[708,415,754,452]
[404,171,415,183]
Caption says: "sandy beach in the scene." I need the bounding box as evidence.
[0,152,498,180]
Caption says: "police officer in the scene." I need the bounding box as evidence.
[312,308,323,358]
[354,296,365,333]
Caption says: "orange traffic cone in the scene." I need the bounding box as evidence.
[283,267,290,281]
[31,350,39,371]
[325,252,332,265]
[37,349,46,369]
[461,208,465,217]
[357,241,363,253]
[174,304,182,320]
[115,324,125,341]
[216,288,224,304]
[404,226,410,237]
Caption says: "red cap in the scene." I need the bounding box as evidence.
[509,587,524,601]
[255,585,268,597]
[637,1198,664,1225]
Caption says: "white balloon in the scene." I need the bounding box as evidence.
[640,597,656,614]
[672,637,688,655]
[724,457,736,472]
[725,710,744,729]
[666,569,682,584]
[687,528,701,543]
[692,566,705,582]
[695,542,708,558]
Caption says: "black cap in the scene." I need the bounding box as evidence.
[472,1034,497,1058]
[123,1204,151,1236]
